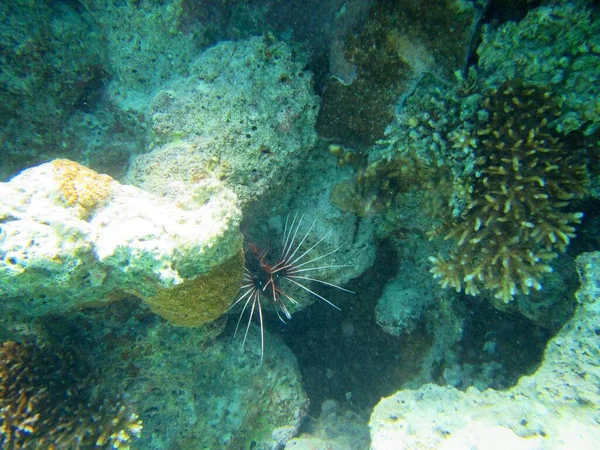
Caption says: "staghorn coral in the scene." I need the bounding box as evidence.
[430,81,588,303]
[143,249,245,327]
[0,341,142,449]
[53,159,113,219]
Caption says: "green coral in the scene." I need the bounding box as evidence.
[430,81,588,303]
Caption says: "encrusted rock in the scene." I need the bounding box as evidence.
[317,0,489,147]
[369,251,600,449]
[36,301,310,450]
[0,159,243,325]
[127,36,320,206]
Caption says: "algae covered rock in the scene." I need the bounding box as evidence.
[0,159,243,326]
[369,251,600,449]
[0,1,107,180]
[477,1,600,135]
[39,300,310,450]
[375,283,431,337]
[317,0,488,147]
[122,324,309,450]
[128,35,320,205]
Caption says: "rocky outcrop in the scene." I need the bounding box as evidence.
[127,36,320,206]
[369,251,600,449]
[0,159,242,326]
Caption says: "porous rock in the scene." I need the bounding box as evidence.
[369,251,600,450]
[0,159,242,324]
[128,35,320,206]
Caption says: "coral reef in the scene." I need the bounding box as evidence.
[317,0,488,147]
[430,81,588,303]
[127,35,320,205]
[347,3,599,322]
[477,1,600,135]
[0,160,242,326]
[132,325,308,449]
[347,70,589,312]
[36,299,310,450]
[369,251,600,449]
[0,341,142,449]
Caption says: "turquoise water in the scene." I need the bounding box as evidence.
[1,1,599,449]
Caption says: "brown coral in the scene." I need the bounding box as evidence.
[143,249,245,327]
[0,341,142,449]
[53,159,113,219]
[430,82,588,303]
[331,151,434,217]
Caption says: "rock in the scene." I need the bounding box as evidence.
[316,0,489,147]
[115,323,309,450]
[375,283,431,336]
[0,159,243,326]
[0,1,107,180]
[369,251,600,450]
[127,36,320,206]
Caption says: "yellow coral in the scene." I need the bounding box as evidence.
[430,82,588,303]
[143,249,244,327]
[52,159,113,219]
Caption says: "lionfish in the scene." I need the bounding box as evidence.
[230,213,353,361]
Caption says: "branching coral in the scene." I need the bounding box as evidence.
[0,341,142,449]
[430,81,588,303]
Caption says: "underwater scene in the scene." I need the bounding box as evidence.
[1,0,600,448]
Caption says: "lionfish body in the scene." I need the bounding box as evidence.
[231,214,352,361]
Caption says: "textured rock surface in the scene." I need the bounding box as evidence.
[375,281,433,337]
[369,251,600,450]
[39,300,308,450]
[478,1,600,135]
[285,398,370,450]
[115,323,308,450]
[128,36,320,206]
[0,160,242,320]
[0,1,107,180]
[317,0,488,147]
[25,296,309,450]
